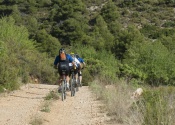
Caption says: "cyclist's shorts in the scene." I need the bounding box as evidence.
[58,62,70,75]
[74,68,78,74]
[78,71,82,76]
[69,66,78,76]
[77,64,81,70]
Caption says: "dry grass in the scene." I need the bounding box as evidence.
[40,90,60,113]
[40,101,51,113]
[30,116,43,125]
[89,79,175,125]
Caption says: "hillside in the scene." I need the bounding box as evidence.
[1,1,175,124]
[0,0,175,92]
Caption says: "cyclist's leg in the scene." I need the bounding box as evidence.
[75,73,78,83]
[65,67,71,90]
[58,74,63,93]
[74,71,78,84]
[76,65,81,83]
[66,75,70,90]
[79,70,82,84]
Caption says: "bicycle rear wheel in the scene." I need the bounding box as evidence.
[64,80,66,99]
[61,80,66,101]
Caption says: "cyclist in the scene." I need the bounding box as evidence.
[75,54,86,85]
[70,52,81,84]
[54,48,75,91]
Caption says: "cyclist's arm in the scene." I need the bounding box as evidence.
[67,54,76,69]
[80,58,86,68]
[74,58,80,65]
[54,56,60,68]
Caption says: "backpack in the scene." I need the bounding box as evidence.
[60,52,66,61]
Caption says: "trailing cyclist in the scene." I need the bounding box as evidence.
[70,52,81,85]
[54,48,75,92]
[75,54,86,86]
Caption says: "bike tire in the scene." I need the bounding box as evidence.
[71,79,75,96]
[76,79,79,92]
[61,80,66,101]
[61,80,65,101]
[64,80,66,99]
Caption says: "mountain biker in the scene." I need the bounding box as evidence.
[54,48,75,91]
[75,54,86,85]
[70,52,81,84]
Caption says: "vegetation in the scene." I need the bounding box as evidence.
[0,0,174,87]
[29,116,43,125]
[0,17,57,90]
[0,0,175,124]
[40,90,59,115]
[89,80,175,125]
[44,90,59,100]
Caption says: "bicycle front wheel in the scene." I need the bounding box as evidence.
[70,79,75,97]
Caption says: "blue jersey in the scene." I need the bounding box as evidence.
[77,57,84,63]
[54,54,73,65]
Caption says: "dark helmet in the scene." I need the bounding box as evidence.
[75,54,80,59]
[59,48,65,54]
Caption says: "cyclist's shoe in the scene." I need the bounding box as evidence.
[58,86,62,93]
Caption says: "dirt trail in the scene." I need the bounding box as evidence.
[41,86,110,125]
[0,84,115,125]
[0,84,58,125]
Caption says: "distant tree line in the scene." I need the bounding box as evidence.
[0,0,175,91]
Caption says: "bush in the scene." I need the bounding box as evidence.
[82,68,93,86]
[136,86,175,125]
[70,45,119,84]
[0,16,58,91]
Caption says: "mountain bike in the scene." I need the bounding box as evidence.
[70,68,76,97]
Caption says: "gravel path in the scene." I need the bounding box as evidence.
[41,86,109,125]
[0,84,116,125]
[0,84,58,125]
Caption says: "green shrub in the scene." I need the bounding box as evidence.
[162,21,175,27]
[44,90,59,100]
[71,45,119,84]
[0,16,58,91]
[0,85,5,93]
[137,86,175,125]
[82,68,93,86]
